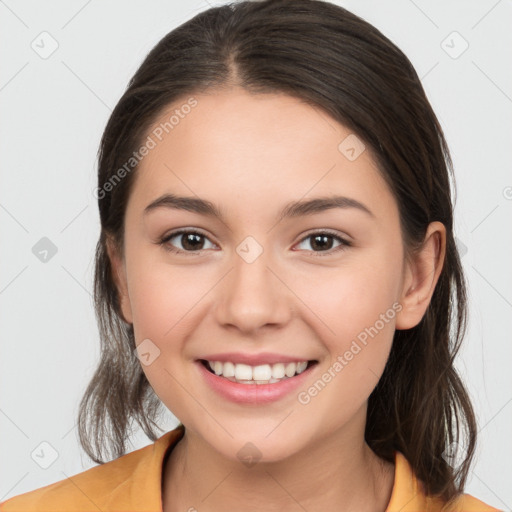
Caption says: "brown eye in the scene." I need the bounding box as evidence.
[295,231,351,256]
[159,229,215,254]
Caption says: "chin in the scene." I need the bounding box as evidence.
[200,426,309,466]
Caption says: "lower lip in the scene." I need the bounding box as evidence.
[195,360,317,404]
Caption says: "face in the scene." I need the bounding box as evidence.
[108,87,422,463]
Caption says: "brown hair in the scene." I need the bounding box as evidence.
[78,0,477,504]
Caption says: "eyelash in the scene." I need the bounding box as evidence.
[158,228,351,257]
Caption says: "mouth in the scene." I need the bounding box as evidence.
[198,358,319,385]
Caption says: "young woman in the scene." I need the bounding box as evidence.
[0,0,501,511]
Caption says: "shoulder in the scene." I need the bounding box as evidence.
[387,451,502,512]
[0,427,185,512]
[441,493,503,512]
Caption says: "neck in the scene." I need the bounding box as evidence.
[162,409,395,512]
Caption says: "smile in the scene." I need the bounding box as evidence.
[202,359,312,384]
[196,359,319,404]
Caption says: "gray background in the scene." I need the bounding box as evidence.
[0,0,510,509]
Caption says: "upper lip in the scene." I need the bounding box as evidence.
[198,352,316,366]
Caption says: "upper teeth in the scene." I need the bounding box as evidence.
[207,361,308,380]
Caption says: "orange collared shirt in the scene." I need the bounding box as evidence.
[0,426,501,512]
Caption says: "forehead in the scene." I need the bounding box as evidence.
[127,88,397,224]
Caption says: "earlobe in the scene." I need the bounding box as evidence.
[105,235,133,325]
[395,222,446,330]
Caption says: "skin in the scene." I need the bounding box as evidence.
[107,87,446,512]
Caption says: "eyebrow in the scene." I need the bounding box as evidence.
[143,193,374,222]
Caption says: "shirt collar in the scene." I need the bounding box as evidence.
[147,427,449,512]
[385,451,443,511]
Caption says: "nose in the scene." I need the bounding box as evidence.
[214,247,291,334]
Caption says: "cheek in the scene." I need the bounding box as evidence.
[295,250,402,404]
[301,244,402,334]
[328,267,400,338]
[126,250,207,342]
[124,255,206,412]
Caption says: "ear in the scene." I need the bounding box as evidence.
[395,221,446,330]
[105,235,133,325]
